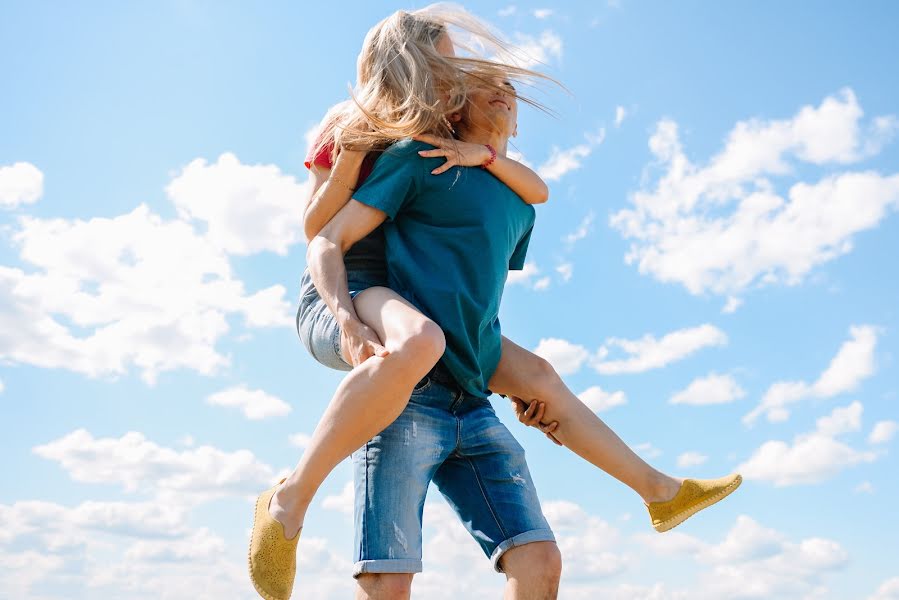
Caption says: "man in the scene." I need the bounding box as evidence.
[308,80,561,600]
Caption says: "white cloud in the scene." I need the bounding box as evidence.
[636,515,849,599]
[670,372,745,406]
[206,385,292,420]
[166,152,307,256]
[722,296,743,314]
[563,211,595,245]
[498,5,517,17]
[635,442,662,459]
[321,481,354,515]
[533,8,553,19]
[289,432,313,448]
[510,30,563,68]
[594,324,727,375]
[0,377,4,394]
[611,88,899,298]
[578,386,627,412]
[556,262,573,282]
[869,577,899,600]
[533,276,551,290]
[32,429,277,502]
[868,420,898,444]
[0,202,291,384]
[0,162,43,208]
[854,481,874,494]
[534,337,590,376]
[744,325,878,424]
[506,261,550,291]
[538,129,605,181]
[676,451,708,468]
[615,106,627,127]
[543,500,630,578]
[738,402,879,486]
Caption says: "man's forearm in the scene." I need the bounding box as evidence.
[306,236,362,329]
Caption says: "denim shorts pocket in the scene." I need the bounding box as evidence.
[412,376,432,393]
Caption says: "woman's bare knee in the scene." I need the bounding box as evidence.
[396,318,445,367]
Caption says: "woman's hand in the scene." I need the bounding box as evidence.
[414,134,492,175]
[510,396,562,446]
[340,319,390,367]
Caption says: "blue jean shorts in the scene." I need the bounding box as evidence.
[352,364,555,577]
[296,269,384,372]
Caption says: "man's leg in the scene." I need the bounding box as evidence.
[499,542,562,600]
[432,398,559,598]
[351,382,455,595]
[355,574,414,600]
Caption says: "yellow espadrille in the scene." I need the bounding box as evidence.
[647,474,742,533]
[249,479,300,600]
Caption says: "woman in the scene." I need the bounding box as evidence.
[250,6,740,600]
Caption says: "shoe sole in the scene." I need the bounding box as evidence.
[248,490,288,600]
[654,474,743,533]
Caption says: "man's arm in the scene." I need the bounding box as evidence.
[306,199,389,365]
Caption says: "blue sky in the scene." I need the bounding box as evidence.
[1,1,898,598]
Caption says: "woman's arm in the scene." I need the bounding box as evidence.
[413,134,549,205]
[302,149,366,241]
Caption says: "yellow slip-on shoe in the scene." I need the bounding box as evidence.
[647,474,742,533]
[248,479,300,600]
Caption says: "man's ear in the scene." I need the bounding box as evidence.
[449,112,462,123]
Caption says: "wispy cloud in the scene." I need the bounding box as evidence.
[744,325,878,425]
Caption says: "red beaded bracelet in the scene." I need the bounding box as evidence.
[481,144,497,169]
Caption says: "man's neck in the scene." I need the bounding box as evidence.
[458,130,508,157]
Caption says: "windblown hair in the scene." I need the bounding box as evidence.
[311,3,556,162]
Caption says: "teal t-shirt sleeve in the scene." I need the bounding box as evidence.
[351,144,423,221]
[509,225,533,270]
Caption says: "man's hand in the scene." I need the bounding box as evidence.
[340,319,390,367]
[510,396,562,446]
[414,134,492,175]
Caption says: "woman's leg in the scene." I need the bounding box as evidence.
[488,337,681,505]
[271,287,444,538]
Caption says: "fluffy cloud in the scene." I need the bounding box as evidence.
[166,152,307,256]
[32,429,277,502]
[611,89,899,298]
[563,211,595,245]
[321,481,354,515]
[615,106,628,128]
[670,372,745,406]
[744,325,877,424]
[506,261,550,292]
[534,337,591,375]
[206,385,292,420]
[738,401,879,486]
[578,386,627,412]
[0,193,292,384]
[676,451,708,468]
[869,577,899,600]
[636,515,848,599]
[510,30,563,68]
[868,420,898,444]
[0,162,43,208]
[594,324,728,375]
[538,129,605,181]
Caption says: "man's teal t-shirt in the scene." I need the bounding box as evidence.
[352,139,536,398]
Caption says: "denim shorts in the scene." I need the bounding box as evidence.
[351,364,555,577]
[296,268,386,372]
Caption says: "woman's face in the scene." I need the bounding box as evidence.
[463,79,518,138]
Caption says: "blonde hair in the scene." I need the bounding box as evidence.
[312,3,555,162]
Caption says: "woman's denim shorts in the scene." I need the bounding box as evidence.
[296,269,384,372]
